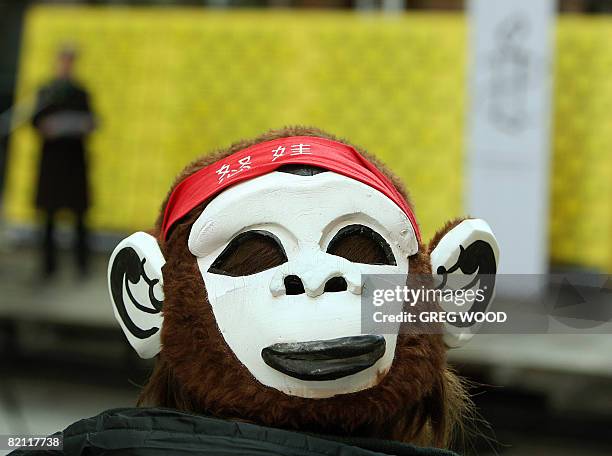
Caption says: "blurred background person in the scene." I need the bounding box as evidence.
[31,45,96,279]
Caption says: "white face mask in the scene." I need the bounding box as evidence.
[188,171,417,398]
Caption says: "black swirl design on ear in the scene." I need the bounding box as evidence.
[436,240,497,328]
[110,247,162,339]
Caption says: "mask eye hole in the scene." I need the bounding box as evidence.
[209,230,288,277]
[327,224,396,266]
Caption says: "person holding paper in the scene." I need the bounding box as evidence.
[32,45,96,278]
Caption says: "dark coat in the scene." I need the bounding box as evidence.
[9,407,460,456]
[32,78,94,213]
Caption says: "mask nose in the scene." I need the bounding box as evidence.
[283,274,348,296]
[270,248,361,298]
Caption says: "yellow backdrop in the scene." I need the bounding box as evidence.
[4,6,612,271]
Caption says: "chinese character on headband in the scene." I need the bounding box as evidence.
[237,155,251,171]
[291,143,312,156]
[228,155,252,178]
[216,155,252,183]
[216,163,231,183]
[271,146,286,162]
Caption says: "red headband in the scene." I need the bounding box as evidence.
[161,136,421,242]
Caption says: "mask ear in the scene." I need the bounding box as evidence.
[107,232,165,358]
[429,219,499,348]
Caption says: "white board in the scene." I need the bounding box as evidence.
[466,0,556,285]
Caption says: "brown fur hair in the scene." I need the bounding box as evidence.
[139,126,472,449]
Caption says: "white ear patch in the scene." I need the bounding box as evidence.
[108,232,165,359]
[430,219,499,348]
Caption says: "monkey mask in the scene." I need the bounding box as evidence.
[108,130,499,445]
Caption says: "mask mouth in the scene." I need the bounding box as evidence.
[261,335,386,381]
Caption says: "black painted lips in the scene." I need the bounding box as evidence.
[261,335,386,381]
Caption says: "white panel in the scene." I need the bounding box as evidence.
[467,0,556,282]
